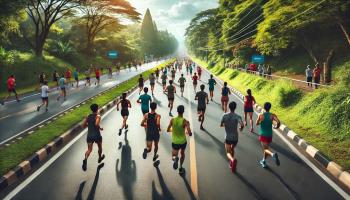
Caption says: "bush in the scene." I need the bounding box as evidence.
[0,46,19,65]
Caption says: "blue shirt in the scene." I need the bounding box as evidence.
[139,94,152,111]
[59,78,66,88]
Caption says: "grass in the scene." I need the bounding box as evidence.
[194,57,350,170]
[0,59,174,175]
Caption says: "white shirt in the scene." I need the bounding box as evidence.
[41,85,49,98]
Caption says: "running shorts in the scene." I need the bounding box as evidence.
[146,132,160,142]
[209,87,214,91]
[121,109,129,117]
[168,97,174,101]
[180,84,185,88]
[221,96,229,103]
[172,142,187,150]
[42,97,49,101]
[60,87,66,91]
[259,135,272,144]
[244,107,254,113]
[150,82,155,86]
[139,83,144,87]
[8,88,16,93]
[96,76,100,81]
[142,109,149,115]
[225,139,238,146]
[87,135,102,143]
[197,106,206,112]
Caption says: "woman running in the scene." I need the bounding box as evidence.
[192,72,198,92]
[244,89,256,133]
[117,93,131,136]
[221,82,231,113]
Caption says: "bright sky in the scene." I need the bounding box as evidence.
[127,0,218,46]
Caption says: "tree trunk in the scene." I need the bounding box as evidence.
[338,21,350,47]
[323,49,334,84]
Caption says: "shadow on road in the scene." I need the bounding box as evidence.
[75,181,86,200]
[116,133,137,200]
[152,167,175,200]
[236,172,267,200]
[180,171,197,200]
[266,168,300,200]
[87,163,105,200]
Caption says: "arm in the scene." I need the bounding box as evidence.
[195,93,198,100]
[116,100,121,111]
[239,117,244,131]
[128,100,132,108]
[184,119,192,136]
[220,116,224,127]
[140,114,147,127]
[136,97,141,103]
[95,115,103,131]
[256,114,262,126]
[157,115,161,131]
[167,119,173,132]
[82,117,88,128]
[272,114,281,129]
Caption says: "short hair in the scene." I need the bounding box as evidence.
[229,101,237,111]
[122,92,127,99]
[169,80,173,84]
[144,87,148,93]
[90,104,99,112]
[177,105,185,114]
[150,102,157,110]
[264,102,272,112]
[224,82,227,86]
[200,84,205,90]
[44,81,48,85]
[181,74,184,76]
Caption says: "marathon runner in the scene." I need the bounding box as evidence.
[208,74,217,101]
[57,74,67,101]
[108,66,113,79]
[155,68,160,80]
[195,84,209,130]
[197,67,202,80]
[38,72,45,89]
[95,68,101,85]
[73,69,79,88]
[2,75,20,105]
[53,70,59,87]
[164,80,176,116]
[138,74,144,95]
[82,103,105,171]
[161,71,167,91]
[149,73,156,96]
[220,101,244,173]
[244,89,256,133]
[65,69,72,86]
[256,102,281,168]
[36,81,50,112]
[171,67,176,81]
[85,69,91,87]
[186,63,189,75]
[192,72,198,92]
[137,87,152,115]
[141,102,161,167]
[167,105,192,175]
[178,74,186,97]
[189,64,193,76]
[117,93,131,136]
[221,82,231,113]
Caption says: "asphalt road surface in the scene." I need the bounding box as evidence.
[0,62,160,144]
[1,65,345,200]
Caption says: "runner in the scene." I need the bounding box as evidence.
[244,89,256,133]
[38,72,45,88]
[171,67,176,81]
[138,74,144,95]
[65,69,72,86]
[189,64,193,76]
[195,84,209,130]
[161,71,167,91]
[56,74,67,101]
[192,72,198,92]
[178,74,186,97]
[137,87,152,115]
[82,104,105,171]
[164,80,176,116]
[53,70,59,87]
[85,68,91,87]
[1,75,20,105]
[186,63,189,75]
[155,68,160,80]
[221,82,231,113]
[149,73,156,96]
[220,101,244,173]
[128,63,132,71]
[37,81,50,112]
[108,66,113,79]
[95,68,101,85]
[197,66,202,80]
[256,102,281,168]
[141,102,161,167]
[117,93,131,136]
[116,64,121,75]
[167,105,192,175]
[73,69,79,88]
[208,74,217,101]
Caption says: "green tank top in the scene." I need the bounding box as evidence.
[172,117,186,144]
[260,112,273,137]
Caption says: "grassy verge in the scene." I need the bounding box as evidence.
[194,57,350,170]
[0,59,174,175]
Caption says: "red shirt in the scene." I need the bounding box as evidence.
[314,68,321,77]
[95,70,100,77]
[244,95,255,109]
[7,77,15,89]
[66,70,72,78]
[192,75,198,83]
[197,68,202,74]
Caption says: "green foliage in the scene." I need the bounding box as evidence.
[0,47,19,65]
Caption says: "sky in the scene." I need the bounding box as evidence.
[127,0,218,46]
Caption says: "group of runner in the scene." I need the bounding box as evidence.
[82,58,282,175]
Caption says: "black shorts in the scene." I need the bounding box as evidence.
[180,84,185,88]
[172,142,187,150]
[168,97,174,101]
[75,77,78,81]
[139,84,144,88]
[162,82,166,86]
[86,77,90,81]
[8,88,16,93]
[87,135,102,143]
[96,76,100,81]
[225,139,238,146]
[142,109,149,115]
[244,108,254,113]
[42,97,49,101]
[121,109,129,117]
[146,133,160,142]
[306,77,312,82]
[150,82,155,86]
[197,106,206,112]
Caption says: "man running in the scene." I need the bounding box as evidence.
[161,71,167,91]
[137,87,152,115]
[165,80,176,116]
[197,67,202,80]
[167,105,192,175]
[73,69,79,88]
[149,73,156,96]
[141,102,161,166]
[2,75,20,105]
[195,84,209,130]
[208,74,217,101]
[65,69,72,86]
[82,104,105,171]
[85,69,91,87]
[220,101,244,173]
[244,89,256,133]
[171,67,176,81]
[192,73,198,92]
[53,70,59,87]
[57,74,67,101]
[256,102,281,168]
[38,72,45,88]
[221,82,231,113]
[138,74,144,95]
[108,66,113,79]
[37,81,50,112]
[189,64,193,76]
[178,74,186,97]
[95,68,101,85]
[117,93,131,136]
[155,68,160,80]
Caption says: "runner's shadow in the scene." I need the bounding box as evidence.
[152,96,162,106]
[116,134,137,200]
[180,171,197,200]
[266,168,300,200]
[152,168,175,200]
[269,143,303,164]
[202,129,226,156]
[87,163,105,200]
[75,181,86,200]
[181,96,197,108]
[235,172,267,200]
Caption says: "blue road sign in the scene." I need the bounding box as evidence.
[252,55,264,64]
[108,51,118,59]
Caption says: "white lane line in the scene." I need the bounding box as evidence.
[207,68,350,199]
[3,89,140,200]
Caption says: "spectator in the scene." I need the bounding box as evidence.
[38,72,46,87]
[305,65,313,87]
[258,64,263,76]
[244,64,248,72]
[313,64,321,89]
[266,65,272,80]
[53,70,59,87]
[65,68,72,86]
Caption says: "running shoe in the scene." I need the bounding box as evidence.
[45,108,48,112]
[37,106,40,112]
[169,112,173,117]
[230,159,237,173]
[272,153,280,166]
[200,125,204,130]
[179,167,185,175]
[153,160,160,168]
[259,160,267,168]
[173,156,179,170]
[98,154,105,163]
[82,159,87,171]
[153,154,159,161]
[125,124,129,129]
[118,129,122,136]
[143,148,148,159]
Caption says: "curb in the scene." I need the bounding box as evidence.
[199,63,350,191]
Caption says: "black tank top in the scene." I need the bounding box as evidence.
[147,113,159,134]
[87,114,101,138]
[121,99,129,110]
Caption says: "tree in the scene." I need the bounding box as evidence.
[79,0,140,55]
[140,8,158,57]
[26,0,83,56]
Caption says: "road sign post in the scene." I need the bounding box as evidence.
[251,55,264,64]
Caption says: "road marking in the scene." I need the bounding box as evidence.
[3,88,140,200]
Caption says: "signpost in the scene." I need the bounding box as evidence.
[107,51,118,59]
[251,55,264,64]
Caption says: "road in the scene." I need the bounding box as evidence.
[1,65,345,200]
[0,62,160,144]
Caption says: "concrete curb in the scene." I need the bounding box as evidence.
[200,64,350,190]
[0,60,172,191]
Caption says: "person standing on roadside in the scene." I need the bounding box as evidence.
[85,68,91,87]
[37,81,50,112]
[305,65,313,87]
[2,75,20,105]
[65,68,72,86]
[313,64,321,89]
[95,68,101,85]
